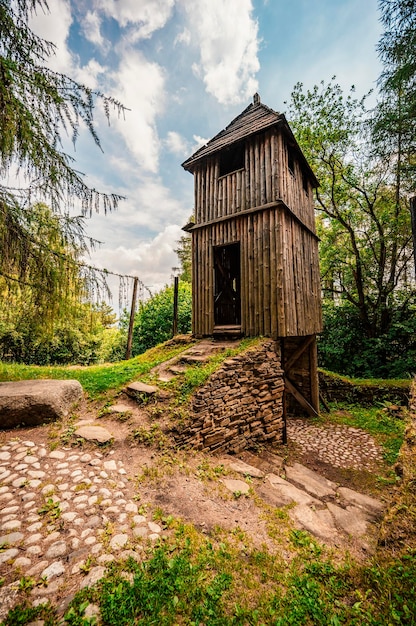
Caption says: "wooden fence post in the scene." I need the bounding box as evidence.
[172,276,179,337]
[125,276,138,360]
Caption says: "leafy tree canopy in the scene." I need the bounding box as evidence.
[131,282,192,355]
[287,78,413,342]
[0,0,125,314]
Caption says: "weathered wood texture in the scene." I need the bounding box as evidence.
[282,336,319,415]
[191,206,322,338]
[193,129,315,232]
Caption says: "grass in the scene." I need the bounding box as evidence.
[0,342,192,399]
[324,403,406,465]
[170,336,261,403]
[1,339,414,624]
[3,521,416,625]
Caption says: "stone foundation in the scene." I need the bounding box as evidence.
[176,339,285,453]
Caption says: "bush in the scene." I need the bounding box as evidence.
[131,282,192,355]
[318,301,416,378]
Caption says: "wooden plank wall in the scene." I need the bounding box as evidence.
[192,207,322,338]
[193,129,315,233]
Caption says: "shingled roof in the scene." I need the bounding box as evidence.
[181,94,318,186]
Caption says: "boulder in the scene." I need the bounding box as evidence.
[0,379,83,429]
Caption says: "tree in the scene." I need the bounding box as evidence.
[0,0,125,313]
[174,233,192,283]
[374,0,416,194]
[287,79,413,339]
[131,282,192,355]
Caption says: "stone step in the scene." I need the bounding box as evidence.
[239,450,284,474]
[264,473,321,507]
[124,381,159,401]
[74,425,114,444]
[337,487,385,520]
[219,456,265,478]
[289,504,340,543]
[179,354,209,365]
[326,503,369,537]
[285,462,337,499]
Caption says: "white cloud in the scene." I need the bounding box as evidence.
[89,223,184,294]
[82,10,108,52]
[98,0,175,39]
[109,51,166,173]
[28,0,73,74]
[180,0,260,105]
[165,131,189,156]
[192,135,209,151]
[174,28,191,46]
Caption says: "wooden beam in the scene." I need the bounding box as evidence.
[187,199,320,241]
[284,335,315,372]
[284,376,319,418]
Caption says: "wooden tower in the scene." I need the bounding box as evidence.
[182,94,322,416]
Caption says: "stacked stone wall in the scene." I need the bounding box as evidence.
[176,340,285,454]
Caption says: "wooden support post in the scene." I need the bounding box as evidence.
[125,276,138,361]
[309,336,319,414]
[172,275,179,337]
[284,335,315,372]
[410,196,416,278]
[284,376,319,418]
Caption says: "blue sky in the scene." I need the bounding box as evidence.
[29,0,382,302]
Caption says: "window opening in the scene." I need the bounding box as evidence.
[219,142,245,177]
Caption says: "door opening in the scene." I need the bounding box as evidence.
[213,243,241,327]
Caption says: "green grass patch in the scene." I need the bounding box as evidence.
[325,403,406,465]
[0,342,192,399]
[172,337,261,403]
[4,523,416,625]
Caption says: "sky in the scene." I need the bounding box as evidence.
[29,0,382,307]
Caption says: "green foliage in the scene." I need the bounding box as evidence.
[131,282,192,355]
[0,340,191,399]
[375,0,416,192]
[0,296,122,366]
[319,300,416,378]
[174,231,192,283]
[287,78,413,345]
[0,1,124,341]
[324,402,405,465]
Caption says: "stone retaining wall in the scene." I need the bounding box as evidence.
[175,340,285,454]
[319,370,411,406]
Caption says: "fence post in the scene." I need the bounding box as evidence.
[172,276,179,337]
[125,276,138,360]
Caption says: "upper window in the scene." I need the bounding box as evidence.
[219,142,245,177]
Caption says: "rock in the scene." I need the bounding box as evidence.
[74,425,114,444]
[264,473,321,507]
[41,560,65,580]
[337,487,385,520]
[0,380,83,429]
[221,456,264,478]
[108,404,132,414]
[0,585,20,623]
[289,504,340,543]
[222,479,250,495]
[285,463,337,499]
[124,381,158,400]
[79,566,106,589]
[326,503,369,537]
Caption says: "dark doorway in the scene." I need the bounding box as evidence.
[214,243,241,326]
